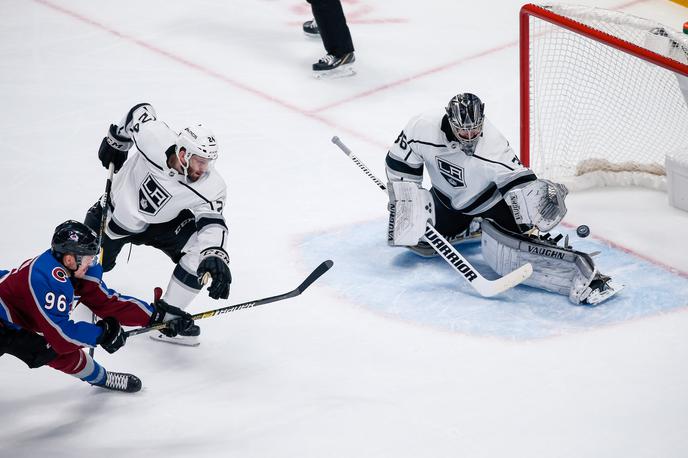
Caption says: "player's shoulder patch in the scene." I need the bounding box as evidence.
[51,266,69,283]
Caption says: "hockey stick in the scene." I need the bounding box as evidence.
[124,260,334,338]
[89,162,116,357]
[331,136,532,297]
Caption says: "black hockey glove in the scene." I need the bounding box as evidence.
[96,317,127,354]
[197,247,231,300]
[149,299,194,338]
[98,124,133,173]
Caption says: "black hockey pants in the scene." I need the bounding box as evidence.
[308,0,354,57]
[0,321,57,369]
[431,187,523,238]
[85,201,197,273]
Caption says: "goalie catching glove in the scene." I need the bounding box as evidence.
[387,181,435,246]
[197,247,232,299]
[505,179,568,232]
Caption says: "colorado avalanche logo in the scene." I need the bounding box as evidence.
[52,267,68,283]
[68,231,80,242]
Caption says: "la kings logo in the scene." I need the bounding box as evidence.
[436,157,466,188]
[139,173,171,216]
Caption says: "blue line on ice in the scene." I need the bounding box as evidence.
[300,219,688,339]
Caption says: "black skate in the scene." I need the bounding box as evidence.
[150,324,201,347]
[312,52,355,79]
[303,19,319,38]
[92,371,142,393]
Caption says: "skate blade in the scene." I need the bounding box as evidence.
[149,333,200,347]
[313,65,356,79]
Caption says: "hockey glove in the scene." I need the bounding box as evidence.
[96,317,127,354]
[150,299,194,338]
[98,124,133,173]
[197,247,231,299]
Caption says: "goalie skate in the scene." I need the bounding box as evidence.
[407,220,482,257]
[579,274,624,306]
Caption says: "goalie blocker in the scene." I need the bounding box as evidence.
[387,181,435,246]
[480,219,623,305]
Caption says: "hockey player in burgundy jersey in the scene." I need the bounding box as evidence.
[0,221,193,392]
[385,93,622,305]
[85,103,231,346]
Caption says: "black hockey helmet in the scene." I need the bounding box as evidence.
[51,220,100,261]
[446,93,485,155]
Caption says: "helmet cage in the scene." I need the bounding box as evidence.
[446,94,485,155]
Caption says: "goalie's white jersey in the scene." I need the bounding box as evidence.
[385,111,535,215]
[107,112,228,254]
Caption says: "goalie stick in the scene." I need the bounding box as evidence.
[124,260,334,338]
[331,136,532,297]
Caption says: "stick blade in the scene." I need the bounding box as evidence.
[474,263,533,297]
[297,260,334,293]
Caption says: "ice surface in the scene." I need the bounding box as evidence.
[302,222,688,339]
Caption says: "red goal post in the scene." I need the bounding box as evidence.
[519,4,688,190]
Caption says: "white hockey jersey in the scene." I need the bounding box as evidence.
[385,111,536,215]
[106,106,228,256]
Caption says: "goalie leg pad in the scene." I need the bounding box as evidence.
[480,219,622,305]
[387,181,435,246]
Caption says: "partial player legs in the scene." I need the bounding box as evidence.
[307,0,354,57]
[430,188,475,238]
[49,348,141,392]
[307,0,355,77]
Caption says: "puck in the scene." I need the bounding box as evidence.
[576,225,590,238]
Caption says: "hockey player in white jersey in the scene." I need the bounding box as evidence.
[385,93,621,305]
[85,103,231,345]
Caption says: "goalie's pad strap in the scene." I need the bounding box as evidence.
[480,219,596,301]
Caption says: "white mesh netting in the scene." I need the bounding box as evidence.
[526,4,688,191]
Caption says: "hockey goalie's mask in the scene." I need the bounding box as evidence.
[446,93,485,156]
[176,124,218,183]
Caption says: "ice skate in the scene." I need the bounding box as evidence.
[150,324,201,347]
[303,19,319,38]
[91,370,142,393]
[312,52,355,79]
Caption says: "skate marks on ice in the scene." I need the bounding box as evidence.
[300,220,688,340]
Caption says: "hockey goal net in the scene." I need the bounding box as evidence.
[520,4,688,191]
